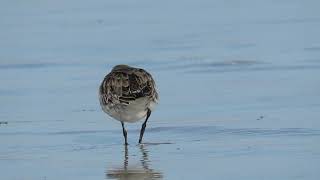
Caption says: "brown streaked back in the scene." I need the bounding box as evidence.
[99,65,158,106]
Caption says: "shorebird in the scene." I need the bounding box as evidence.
[99,65,158,145]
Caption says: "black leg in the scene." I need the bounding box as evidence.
[139,109,151,144]
[121,122,128,145]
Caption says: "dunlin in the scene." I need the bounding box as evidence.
[99,65,158,145]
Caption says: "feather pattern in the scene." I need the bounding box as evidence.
[99,65,158,122]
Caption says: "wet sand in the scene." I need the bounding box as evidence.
[1,0,320,179]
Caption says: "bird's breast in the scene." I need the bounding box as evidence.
[101,97,156,123]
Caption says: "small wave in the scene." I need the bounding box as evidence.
[146,126,320,137]
[0,63,61,70]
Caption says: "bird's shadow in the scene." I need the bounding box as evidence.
[106,144,163,180]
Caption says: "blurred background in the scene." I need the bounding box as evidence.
[1,0,320,179]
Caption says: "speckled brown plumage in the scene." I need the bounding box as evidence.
[99,64,158,145]
[99,65,158,108]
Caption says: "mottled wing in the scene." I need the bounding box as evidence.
[99,67,158,106]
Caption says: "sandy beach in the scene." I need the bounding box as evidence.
[1,0,320,179]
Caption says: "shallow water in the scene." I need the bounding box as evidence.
[1,0,320,179]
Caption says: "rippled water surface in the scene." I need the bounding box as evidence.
[1,0,320,179]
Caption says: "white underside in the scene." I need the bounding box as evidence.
[101,97,156,123]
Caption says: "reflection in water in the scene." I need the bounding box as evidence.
[106,145,163,180]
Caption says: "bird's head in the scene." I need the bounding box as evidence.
[112,64,131,71]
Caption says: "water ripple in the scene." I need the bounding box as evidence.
[147,126,320,137]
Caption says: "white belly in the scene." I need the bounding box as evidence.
[101,97,156,123]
